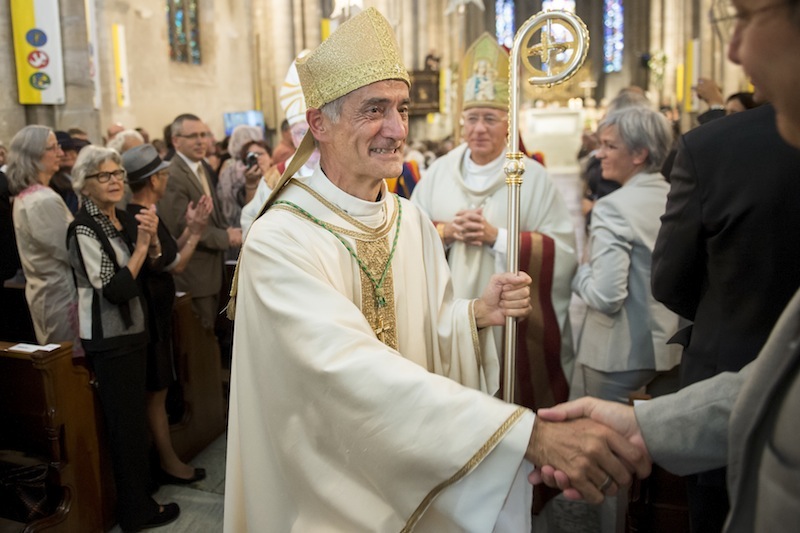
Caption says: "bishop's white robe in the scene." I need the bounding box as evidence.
[225,168,535,532]
[412,144,577,412]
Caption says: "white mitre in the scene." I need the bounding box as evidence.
[278,50,311,126]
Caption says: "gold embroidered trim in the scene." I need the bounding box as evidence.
[401,407,528,532]
[357,238,398,350]
[271,201,395,241]
[294,180,395,238]
[296,8,409,109]
[469,300,482,369]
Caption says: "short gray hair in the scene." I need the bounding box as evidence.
[320,96,345,124]
[106,129,144,153]
[607,88,650,113]
[72,145,122,193]
[5,125,52,196]
[170,113,202,138]
[598,107,673,173]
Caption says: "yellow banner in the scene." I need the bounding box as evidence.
[321,19,331,41]
[10,0,66,105]
[112,24,130,108]
[684,39,700,113]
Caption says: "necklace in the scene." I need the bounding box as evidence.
[274,195,402,308]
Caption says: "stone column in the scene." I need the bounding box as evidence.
[56,0,100,140]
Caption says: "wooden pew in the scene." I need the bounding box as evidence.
[0,292,226,531]
[0,342,115,533]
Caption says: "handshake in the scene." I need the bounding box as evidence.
[526,397,650,504]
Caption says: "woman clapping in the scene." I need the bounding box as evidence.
[68,146,180,532]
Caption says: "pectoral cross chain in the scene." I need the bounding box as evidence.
[375,315,393,344]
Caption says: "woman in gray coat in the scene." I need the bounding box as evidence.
[572,107,680,404]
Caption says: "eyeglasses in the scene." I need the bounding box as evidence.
[85,169,127,183]
[176,132,210,140]
[462,114,507,128]
[709,1,788,36]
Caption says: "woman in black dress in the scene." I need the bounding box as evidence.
[122,144,212,485]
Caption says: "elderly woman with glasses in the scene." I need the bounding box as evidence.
[5,125,83,355]
[68,145,180,531]
[572,106,682,404]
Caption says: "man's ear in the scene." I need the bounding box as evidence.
[307,108,328,141]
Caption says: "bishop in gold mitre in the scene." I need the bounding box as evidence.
[225,8,644,533]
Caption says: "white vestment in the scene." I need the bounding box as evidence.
[412,144,577,406]
[241,162,315,237]
[225,168,535,532]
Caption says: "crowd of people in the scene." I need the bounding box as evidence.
[1,1,799,531]
[1,112,255,530]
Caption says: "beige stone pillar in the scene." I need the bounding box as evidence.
[56,0,100,141]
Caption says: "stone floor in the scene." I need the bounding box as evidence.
[108,433,226,533]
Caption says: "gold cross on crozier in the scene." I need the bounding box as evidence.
[528,20,569,71]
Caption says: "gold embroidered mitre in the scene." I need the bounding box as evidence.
[296,7,410,109]
[461,33,509,111]
[227,9,409,322]
[279,50,311,126]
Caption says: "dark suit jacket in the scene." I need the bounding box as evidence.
[0,171,21,280]
[697,107,726,125]
[652,104,800,388]
[157,153,229,298]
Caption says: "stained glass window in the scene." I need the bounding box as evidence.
[603,0,623,73]
[167,0,201,64]
[495,0,515,49]
[540,0,576,65]
[542,0,576,12]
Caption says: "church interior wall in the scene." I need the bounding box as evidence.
[0,1,761,148]
[96,0,257,142]
[646,0,750,132]
[57,0,101,142]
